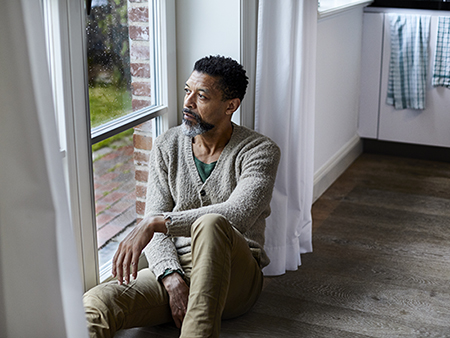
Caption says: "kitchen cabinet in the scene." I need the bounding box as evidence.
[359,9,450,148]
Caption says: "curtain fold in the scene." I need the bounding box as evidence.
[0,1,88,337]
[255,0,317,276]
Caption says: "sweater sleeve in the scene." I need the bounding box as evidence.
[143,142,183,279]
[163,139,281,237]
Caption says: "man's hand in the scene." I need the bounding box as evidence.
[112,215,167,285]
[162,273,190,328]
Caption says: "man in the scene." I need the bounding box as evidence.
[84,55,280,338]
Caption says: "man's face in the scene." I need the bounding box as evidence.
[182,71,230,137]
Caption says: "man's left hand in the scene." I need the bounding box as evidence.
[112,215,167,285]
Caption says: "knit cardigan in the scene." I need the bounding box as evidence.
[143,123,280,279]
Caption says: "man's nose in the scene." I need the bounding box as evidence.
[184,93,196,108]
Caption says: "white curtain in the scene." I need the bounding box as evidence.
[255,0,317,276]
[0,1,88,337]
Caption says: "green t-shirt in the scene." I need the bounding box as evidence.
[194,156,217,183]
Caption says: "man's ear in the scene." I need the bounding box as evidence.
[225,98,241,116]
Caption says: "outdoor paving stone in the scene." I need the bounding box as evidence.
[109,201,135,215]
[101,152,121,161]
[97,181,121,193]
[116,180,136,192]
[100,172,120,181]
[95,202,109,215]
[123,191,137,203]
[92,147,113,161]
[101,191,128,204]
[97,223,125,249]
[92,136,139,261]
[96,212,116,229]
[98,224,135,267]
[107,207,136,228]
[115,172,134,182]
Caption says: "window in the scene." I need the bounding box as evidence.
[42,0,176,291]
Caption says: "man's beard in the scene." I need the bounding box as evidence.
[181,108,215,137]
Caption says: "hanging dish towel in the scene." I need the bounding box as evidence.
[387,14,431,110]
[432,17,450,88]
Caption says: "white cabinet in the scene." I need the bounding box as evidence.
[359,10,450,148]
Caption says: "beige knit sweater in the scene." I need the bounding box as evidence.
[143,123,280,279]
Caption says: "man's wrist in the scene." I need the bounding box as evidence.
[142,215,167,234]
[159,268,185,282]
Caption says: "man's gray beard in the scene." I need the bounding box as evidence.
[181,116,214,138]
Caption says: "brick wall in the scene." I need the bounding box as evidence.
[128,0,152,225]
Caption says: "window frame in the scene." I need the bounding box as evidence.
[43,0,177,291]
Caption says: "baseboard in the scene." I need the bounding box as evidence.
[313,135,362,202]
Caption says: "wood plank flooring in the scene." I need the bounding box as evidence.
[117,153,450,337]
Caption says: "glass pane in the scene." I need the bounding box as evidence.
[87,0,151,129]
[92,129,137,269]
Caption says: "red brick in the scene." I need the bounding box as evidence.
[136,185,147,199]
[134,151,150,166]
[128,7,149,22]
[134,120,152,132]
[133,133,152,150]
[129,26,149,41]
[135,169,149,182]
[132,82,151,97]
[136,217,143,225]
[132,99,151,111]
[136,200,146,215]
[131,63,151,78]
[130,44,150,60]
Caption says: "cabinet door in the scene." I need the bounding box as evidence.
[378,14,450,148]
[358,12,384,139]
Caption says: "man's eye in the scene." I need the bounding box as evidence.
[184,88,190,94]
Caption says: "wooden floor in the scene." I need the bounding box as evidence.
[117,153,450,337]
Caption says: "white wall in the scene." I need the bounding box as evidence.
[313,7,365,200]
[175,0,241,121]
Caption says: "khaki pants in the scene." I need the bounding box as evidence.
[83,214,263,338]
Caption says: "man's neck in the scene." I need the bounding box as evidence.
[192,123,233,164]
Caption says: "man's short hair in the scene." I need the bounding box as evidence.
[193,55,248,102]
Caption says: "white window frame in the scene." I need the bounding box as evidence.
[43,0,177,291]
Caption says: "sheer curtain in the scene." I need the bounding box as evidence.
[0,1,87,337]
[255,0,317,276]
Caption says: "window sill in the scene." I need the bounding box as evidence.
[319,0,374,19]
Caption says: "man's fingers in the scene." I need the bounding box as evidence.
[115,251,125,285]
[172,307,184,329]
[123,252,133,285]
[131,257,139,280]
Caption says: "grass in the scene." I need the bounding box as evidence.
[92,128,134,153]
[89,84,132,128]
[89,84,133,151]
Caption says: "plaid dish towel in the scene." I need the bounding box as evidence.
[432,17,450,88]
[387,14,431,110]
